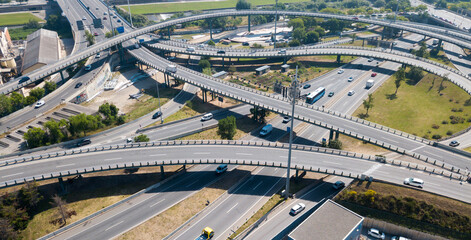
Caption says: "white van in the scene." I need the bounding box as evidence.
[166,64,177,73]
[278,49,286,54]
[201,113,213,121]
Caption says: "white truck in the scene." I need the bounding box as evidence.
[366,79,374,89]
[166,64,177,73]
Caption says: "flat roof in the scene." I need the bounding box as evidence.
[212,71,227,78]
[281,64,290,68]
[289,200,363,240]
[256,65,270,71]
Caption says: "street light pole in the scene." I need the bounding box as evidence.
[273,0,278,44]
[127,0,133,28]
[106,0,115,36]
[285,66,298,198]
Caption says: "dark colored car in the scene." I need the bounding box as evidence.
[19,76,30,84]
[303,84,311,89]
[76,139,91,147]
[217,50,225,54]
[117,19,121,23]
[242,42,249,46]
[328,91,334,97]
[75,82,83,88]
[152,111,162,119]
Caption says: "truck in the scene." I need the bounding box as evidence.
[432,39,439,45]
[195,227,214,240]
[166,64,177,73]
[259,124,273,137]
[366,79,374,89]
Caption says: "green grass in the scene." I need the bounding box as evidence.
[7,27,38,40]
[126,87,181,121]
[354,73,471,140]
[122,0,310,15]
[465,147,471,153]
[0,13,42,26]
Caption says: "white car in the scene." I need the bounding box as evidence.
[290,203,306,215]
[201,113,213,121]
[391,236,411,240]
[348,90,355,96]
[126,138,133,143]
[403,177,424,188]
[96,53,101,58]
[34,100,45,108]
[82,17,87,21]
[347,76,354,82]
[367,228,385,239]
[337,69,344,74]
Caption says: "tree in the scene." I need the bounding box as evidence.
[134,134,149,142]
[23,127,46,148]
[207,40,215,46]
[44,81,57,94]
[29,88,45,101]
[23,19,40,29]
[105,30,118,38]
[9,92,25,111]
[67,113,90,137]
[328,139,342,149]
[44,119,66,143]
[85,30,95,46]
[373,0,386,8]
[99,102,119,125]
[394,67,406,94]
[0,218,18,240]
[0,94,12,117]
[288,39,301,47]
[435,0,447,8]
[362,93,374,116]
[406,66,424,84]
[198,59,211,69]
[305,31,319,44]
[203,67,212,76]
[217,116,237,140]
[51,195,69,226]
[18,181,43,209]
[288,18,304,30]
[250,107,268,122]
[314,26,325,37]
[236,0,251,10]
[293,28,306,42]
[322,18,344,33]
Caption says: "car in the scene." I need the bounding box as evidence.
[347,76,354,82]
[337,69,344,74]
[449,140,460,147]
[75,82,83,88]
[303,84,311,89]
[348,90,355,96]
[126,138,133,143]
[117,19,121,23]
[278,49,286,54]
[215,164,228,174]
[113,15,117,19]
[85,65,92,71]
[328,91,334,97]
[459,54,464,59]
[242,42,249,46]
[332,181,345,190]
[403,177,424,188]
[94,32,98,36]
[201,113,213,121]
[96,53,101,58]
[371,72,377,77]
[196,227,214,240]
[19,76,30,84]
[82,17,87,21]
[34,100,45,108]
[368,58,374,62]
[96,7,99,10]
[391,236,411,240]
[76,138,91,147]
[367,228,385,239]
[282,116,291,123]
[103,17,107,20]
[104,12,107,15]
[217,50,226,54]
[290,203,305,216]
[152,111,162,119]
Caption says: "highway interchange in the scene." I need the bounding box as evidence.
[1,1,471,239]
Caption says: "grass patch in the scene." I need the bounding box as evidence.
[429,50,455,68]
[338,134,390,155]
[335,180,471,239]
[465,147,471,153]
[123,0,310,15]
[8,27,39,40]
[13,166,182,239]
[118,166,254,240]
[341,39,376,48]
[163,97,222,124]
[354,73,471,140]
[126,87,181,121]
[229,194,284,239]
[0,13,42,26]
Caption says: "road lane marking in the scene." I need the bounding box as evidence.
[1,172,24,178]
[56,163,75,168]
[422,151,442,158]
[105,221,123,232]
[150,199,165,208]
[226,203,239,213]
[236,153,253,156]
[186,181,198,188]
[363,164,381,175]
[104,157,122,161]
[193,152,210,155]
[323,161,341,165]
[410,145,425,152]
[253,181,263,190]
[149,154,166,157]
[279,156,296,159]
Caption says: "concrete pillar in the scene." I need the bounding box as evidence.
[211,92,215,101]
[167,27,171,39]
[335,131,339,140]
[438,39,443,49]
[160,165,165,180]
[329,129,334,140]
[362,39,365,47]
[222,57,225,67]
[58,177,66,194]
[248,15,251,32]
[295,169,299,178]
[283,57,287,64]
[336,55,341,63]
[60,70,65,83]
[210,19,213,40]
[381,28,385,40]
[400,29,404,37]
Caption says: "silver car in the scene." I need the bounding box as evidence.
[403,177,424,188]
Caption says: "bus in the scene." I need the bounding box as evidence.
[306,87,325,104]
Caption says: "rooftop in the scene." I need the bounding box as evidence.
[22,28,60,72]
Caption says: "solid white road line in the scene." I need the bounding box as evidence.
[422,151,442,158]
[253,181,263,190]
[149,154,167,157]
[186,181,198,188]
[1,172,24,178]
[322,161,341,165]
[226,203,239,214]
[104,157,122,161]
[236,153,253,156]
[56,163,75,168]
[410,145,425,152]
[193,152,210,155]
[105,221,123,232]
[150,199,165,208]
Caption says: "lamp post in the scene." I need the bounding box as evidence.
[127,0,133,28]
[106,0,115,36]
[285,66,299,198]
[273,0,278,44]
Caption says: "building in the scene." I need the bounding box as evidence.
[21,28,61,74]
[256,65,270,76]
[288,200,363,240]
[0,27,16,81]
[0,27,12,58]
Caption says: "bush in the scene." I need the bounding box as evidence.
[431,124,440,129]
[328,139,342,149]
[449,115,465,124]
[134,134,149,142]
[446,130,453,136]
[442,120,448,124]
[432,134,442,139]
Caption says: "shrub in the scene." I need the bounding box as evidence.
[442,120,448,124]
[446,130,453,136]
[451,108,457,112]
[468,117,471,122]
[431,124,440,129]
[432,134,442,139]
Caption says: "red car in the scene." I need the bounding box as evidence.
[103,17,107,20]
[371,72,377,77]
[94,32,98,36]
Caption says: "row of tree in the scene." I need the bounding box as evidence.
[0,81,56,118]
[23,103,125,148]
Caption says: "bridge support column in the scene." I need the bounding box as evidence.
[167,27,171,40]
[248,15,251,32]
[336,55,341,63]
[202,89,207,102]
[335,131,339,140]
[210,19,213,40]
[295,169,299,179]
[160,166,165,180]
[222,57,225,67]
[362,39,365,47]
[283,57,287,64]
[59,70,65,83]
[211,91,215,101]
[400,30,404,37]
[438,39,443,49]
[329,129,334,141]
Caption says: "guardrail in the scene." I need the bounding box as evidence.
[1,140,468,189]
[131,48,470,174]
